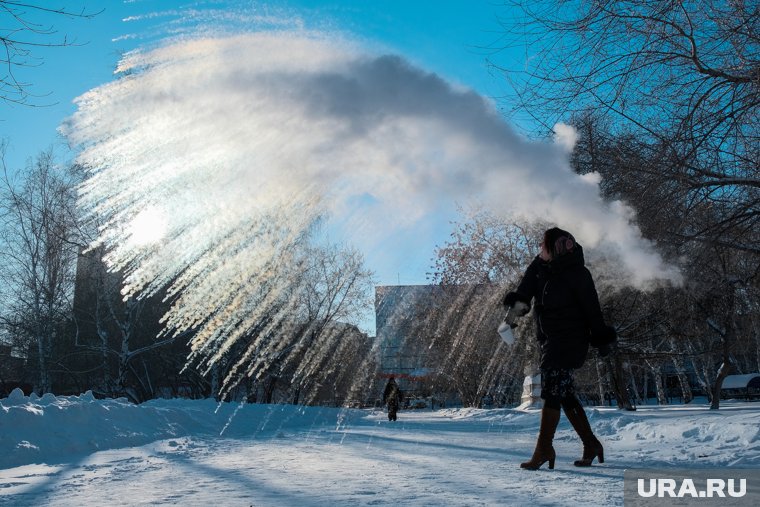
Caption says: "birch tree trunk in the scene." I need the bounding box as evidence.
[670,351,694,403]
[645,360,667,405]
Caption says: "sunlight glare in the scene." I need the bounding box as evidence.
[129,207,168,246]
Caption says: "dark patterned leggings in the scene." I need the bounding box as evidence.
[540,367,583,411]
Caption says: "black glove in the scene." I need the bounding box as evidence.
[502,291,530,311]
[504,301,530,327]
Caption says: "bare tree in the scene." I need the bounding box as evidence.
[430,206,545,285]
[205,240,376,405]
[1,1,101,105]
[422,285,512,406]
[71,246,185,402]
[286,243,375,404]
[497,0,759,255]
[420,209,546,406]
[0,146,78,393]
[688,241,757,409]
[569,110,760,409]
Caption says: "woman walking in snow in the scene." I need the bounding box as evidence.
[502,227,616,470]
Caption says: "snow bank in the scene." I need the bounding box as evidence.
[0,389,363,469]
[426,403,760,468]
[3,388,759,472]
[589,404,760,467]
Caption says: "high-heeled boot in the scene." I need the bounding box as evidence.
[564,404,604,466]
[520,406,560,470]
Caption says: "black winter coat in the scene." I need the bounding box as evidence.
[503,244,614,370]
[383,381,403,406]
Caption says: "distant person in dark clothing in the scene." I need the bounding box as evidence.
[383,377,403,421]
[503,227,617,470]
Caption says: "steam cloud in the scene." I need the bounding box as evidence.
[64,32,681,344]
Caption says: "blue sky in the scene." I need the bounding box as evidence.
[1,1,517,180]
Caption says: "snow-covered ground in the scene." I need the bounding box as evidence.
[1,389,758,506]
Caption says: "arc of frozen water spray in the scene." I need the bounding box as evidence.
[63,31,682,398]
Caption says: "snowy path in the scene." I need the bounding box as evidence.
[3,410,624,506]
[2,394,759,506]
